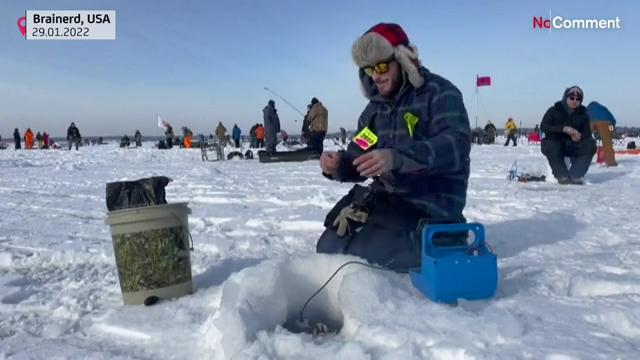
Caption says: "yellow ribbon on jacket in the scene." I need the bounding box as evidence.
[403,112,419,137]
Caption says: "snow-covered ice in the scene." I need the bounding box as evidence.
[1,140,640,360]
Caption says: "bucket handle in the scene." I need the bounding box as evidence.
[171,213,194,251]
[421,222,492,255]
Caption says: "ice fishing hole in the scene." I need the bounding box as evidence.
[210,255,358,358]
[276,258,344,335]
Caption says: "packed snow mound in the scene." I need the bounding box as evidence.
[201,254,361,360]
[200,253,524,360]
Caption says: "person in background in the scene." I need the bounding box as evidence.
[301,105,311,142]
[13,128,21,150]
[215,122,227,145]
[42,132,49,149]
[306,97,328,153]
[182,126,193,148]
[471,127,482,145]
[24,128,34,149]
[134,130,142,147]
[232,124,242,148]
[280,129,288,145]
[339,127,347,145]
[587,101,617,167]
[263,100,281,152]
[255,123,265,148]
[35,132,43,148]
[67,122,81,150]
[165,125,174,149]
[249,123,257,148]
[503,118,517,146]
[540,86,596,185]
[484,121,496,144]
[195,133,204,148]
[120,134,131,148]
[316,22,471,271]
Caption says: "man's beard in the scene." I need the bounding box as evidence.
[381,72,404,98]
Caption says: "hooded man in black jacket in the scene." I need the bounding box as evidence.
[263,100,281,152]
[67,122,82,150]
[540,86,596,185]
[13,129,21,149]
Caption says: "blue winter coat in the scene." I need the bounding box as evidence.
[587,101,616,127]
[232,126,241,140]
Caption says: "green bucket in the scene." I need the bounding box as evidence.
[105,202,193,305]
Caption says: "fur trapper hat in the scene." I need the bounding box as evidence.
[351,23,424,88]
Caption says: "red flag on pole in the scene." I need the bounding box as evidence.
[476,76,491,87]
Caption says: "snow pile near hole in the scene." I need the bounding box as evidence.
[199,252,527,360]
[200,254,380,360]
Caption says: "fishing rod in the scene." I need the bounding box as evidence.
[264,86,338,150]
[264,87,306,120]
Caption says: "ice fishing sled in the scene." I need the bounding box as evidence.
[257,148,320,163]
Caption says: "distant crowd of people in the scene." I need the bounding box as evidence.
[156,98,331,153]
[2,122,83,150]
[119,130,143,148]
[472,118,521,146]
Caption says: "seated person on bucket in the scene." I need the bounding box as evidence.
[540,86,597,185]
[316,23,472,272]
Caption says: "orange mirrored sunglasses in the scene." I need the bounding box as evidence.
[362,61,392,77]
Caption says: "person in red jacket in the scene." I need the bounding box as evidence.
[42,132,50,149]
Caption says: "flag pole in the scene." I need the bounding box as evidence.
[475,75,479,129]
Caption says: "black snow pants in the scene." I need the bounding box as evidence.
[316,186,467,272]
[504,132,517,146]
[307,131,326,154]
[264,132,277,152]
[541,136,597,179]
